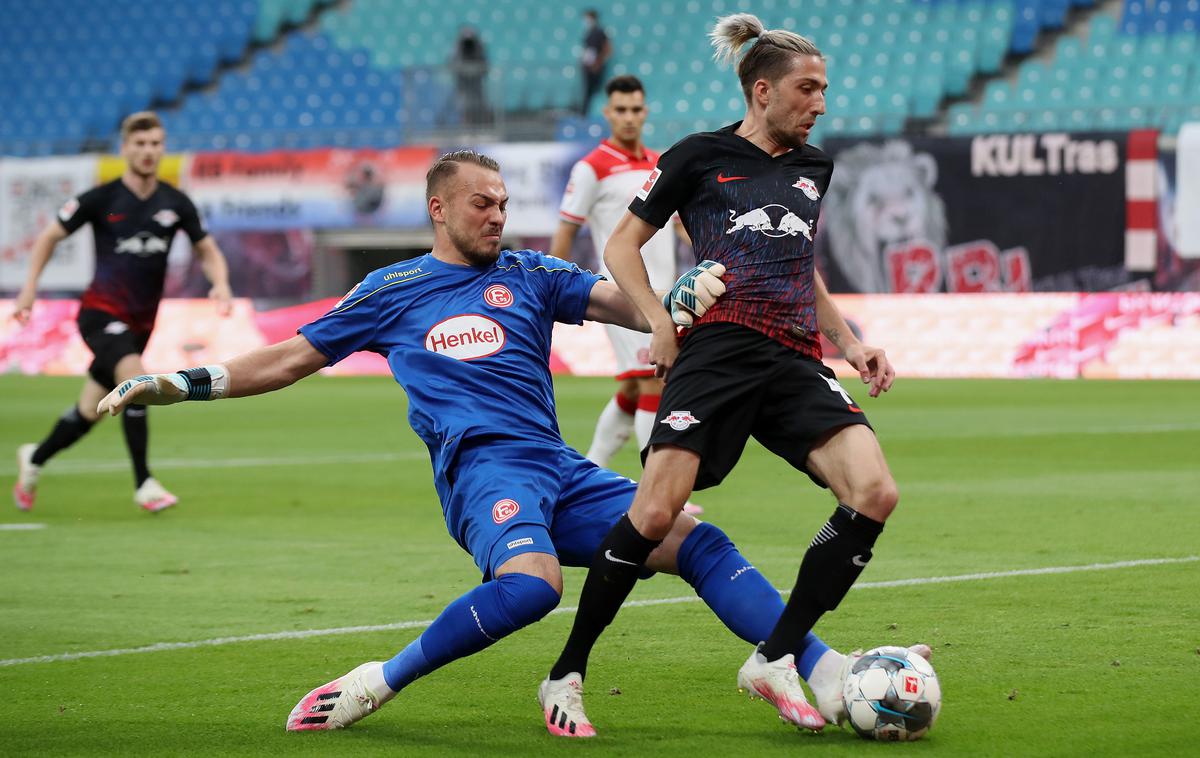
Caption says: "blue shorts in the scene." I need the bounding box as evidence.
[432,435,639,579]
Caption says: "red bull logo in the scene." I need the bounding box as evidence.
[792,176,821,201]
[726,204,813,240]
[660,410,701,431]
[425,314,506,360]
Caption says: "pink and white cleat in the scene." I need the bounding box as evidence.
[683,502,704,515]
[134,477,177,513]
[13,444,39,512]
[737,644,826,731]
[537,672,597,738]
[286,661,395,731]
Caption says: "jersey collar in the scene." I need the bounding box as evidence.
[601,138,646,161]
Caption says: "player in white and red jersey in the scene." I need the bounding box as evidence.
[550,76,690,477]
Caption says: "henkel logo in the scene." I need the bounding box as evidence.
[425,314,506,360]
[660,410,701,431]
[492,498,520,524]
[726,204,812,240]
[635,167,661,200]
[483,284,514,308]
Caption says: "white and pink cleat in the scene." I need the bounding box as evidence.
[13,444,39,512]
[537,672,597,738]
[134,477,178,513]
[286,661,395,731]
[737,645,826,731]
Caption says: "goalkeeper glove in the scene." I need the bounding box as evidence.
[663,260,726,327]
[99,365,228,416]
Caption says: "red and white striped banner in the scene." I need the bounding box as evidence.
[1124,129,1158,272]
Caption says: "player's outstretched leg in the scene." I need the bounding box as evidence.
[286,661,394,731]
[537,672,596,738]
[287,570,560,732]
[674,520,824,730]
[13,444,40,511]
[807,643,933,725]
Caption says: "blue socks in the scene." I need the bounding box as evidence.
[676,521,831,679]
[382,572,560,692]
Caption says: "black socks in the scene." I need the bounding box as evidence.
[548,514,662,681]
[32,405,95,466]
[760,503,884,661]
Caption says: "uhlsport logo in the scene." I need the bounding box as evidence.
[660,410,701,431]
[492,498,520,524]
[425,314,506,361]
[726,204,813,240]
[792,176,821,201]
[483,284,514,308]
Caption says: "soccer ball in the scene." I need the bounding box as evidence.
[842,645,941,741]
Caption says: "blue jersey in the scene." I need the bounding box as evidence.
[299,249,602,470]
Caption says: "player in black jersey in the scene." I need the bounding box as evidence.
[12,112,232,513]
[539,14,926,736]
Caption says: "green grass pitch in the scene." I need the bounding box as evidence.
[1,374,1197,756]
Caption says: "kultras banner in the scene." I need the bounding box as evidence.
[815,133,1140,293]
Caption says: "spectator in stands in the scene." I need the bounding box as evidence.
[451,25,489,127]
[579,9,612,115]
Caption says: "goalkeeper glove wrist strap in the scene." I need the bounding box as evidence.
[176,364,229,401]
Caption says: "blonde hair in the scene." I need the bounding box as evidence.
[120,111,163,140]
[710,13,822,102]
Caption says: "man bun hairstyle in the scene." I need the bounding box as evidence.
[605,74,644,96]
[120,111,163,140]
[710,13,822,102]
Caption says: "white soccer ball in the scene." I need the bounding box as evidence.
[842,645,941,741]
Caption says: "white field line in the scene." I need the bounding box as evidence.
[0,523,46,530]
[2,421,1197,478]
[2,555,1195,669]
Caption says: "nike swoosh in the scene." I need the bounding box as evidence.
[604,549,638,566]
[851,554,869,567]
[716,173,748,183]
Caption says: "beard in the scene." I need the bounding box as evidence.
[448,223,502,266]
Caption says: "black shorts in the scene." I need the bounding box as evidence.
[77,308,151,390]
[645,323,873,490]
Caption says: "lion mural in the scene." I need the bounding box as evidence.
[821,140,949,293]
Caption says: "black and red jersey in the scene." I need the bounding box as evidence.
[56,178,207,333]
[629,122,834,359]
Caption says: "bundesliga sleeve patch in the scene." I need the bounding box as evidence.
[58,198,79,222]
[635,167,662,201]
